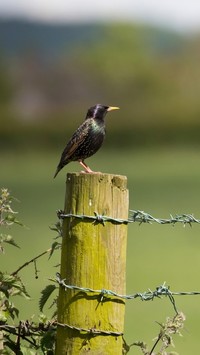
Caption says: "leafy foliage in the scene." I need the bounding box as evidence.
[0,189,59,353]
[0,234,19,251]
[39,284,57,312]
[0,188,22,253]
[123,312,186,354]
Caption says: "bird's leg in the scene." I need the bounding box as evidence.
[79,160,95,173]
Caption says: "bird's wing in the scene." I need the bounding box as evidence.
[61,120,89,162]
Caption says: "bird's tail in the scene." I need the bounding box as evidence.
[53,166,61,179]
[53,160,67,178]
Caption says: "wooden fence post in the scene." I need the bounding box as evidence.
[56,172,129,354]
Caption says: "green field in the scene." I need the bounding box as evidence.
[1,146,200,354]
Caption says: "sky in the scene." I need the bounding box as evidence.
[0,0,200,32]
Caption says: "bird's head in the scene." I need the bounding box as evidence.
[86,104,119,120]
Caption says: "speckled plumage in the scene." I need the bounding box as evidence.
[54,104,119,177]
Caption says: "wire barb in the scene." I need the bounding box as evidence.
[57,210,129,225]
[129,210,200,226]
[56,274,200,313]
[56,274,182,313]
[56,321,123,336]
[57,209,200,226]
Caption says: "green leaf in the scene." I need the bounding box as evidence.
[11,279,30,299]
[0,273,30,299]
[0,309,7,322]
[49,241,61,259]
[50,221,62,238]
[5,214,24,227]
[39,285,57,312]
[1,234,20,248]
[40,328,55,354]
[18,346,37,355]
[4,336,20,353]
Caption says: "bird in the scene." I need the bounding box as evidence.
[54,104,119,178]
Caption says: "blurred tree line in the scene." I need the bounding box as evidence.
[0,20,200,150]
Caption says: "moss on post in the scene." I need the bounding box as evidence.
[56,172,129,354]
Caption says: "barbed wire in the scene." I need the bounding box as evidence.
[56,273,200,314]
[0,320,123,341]
[130,210,200,226]
[54,210,200,341]
[57,210,129,225]
[57,209,200,227]
[56,321,123,336]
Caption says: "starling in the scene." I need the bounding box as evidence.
[54,104,119,178]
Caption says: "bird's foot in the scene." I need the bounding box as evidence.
[79,160,100,173]
[80,170,102,174]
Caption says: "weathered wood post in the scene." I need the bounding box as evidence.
[56,172,129,354]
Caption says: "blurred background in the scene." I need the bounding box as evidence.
[1,1,200,353]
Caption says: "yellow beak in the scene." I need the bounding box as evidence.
[107,106,120,111]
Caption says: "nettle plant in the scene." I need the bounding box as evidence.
[0,188,61,354]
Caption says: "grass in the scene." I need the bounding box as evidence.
[1,145,200,354]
